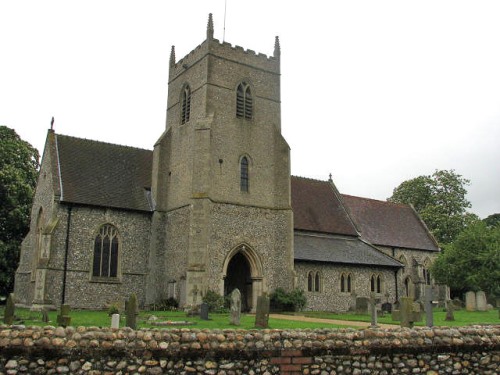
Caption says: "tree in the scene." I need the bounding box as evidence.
[484,213,500,228]
[0,126,39,297]
[388,169,478,244]
[431,221,500,298]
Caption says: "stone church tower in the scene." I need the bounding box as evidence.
[146,15,294,311]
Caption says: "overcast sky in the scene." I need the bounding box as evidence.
[1,1,499,218]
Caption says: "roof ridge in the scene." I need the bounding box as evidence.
[56,133,153,152]
[342,193,410,208]
[291,175,328,183]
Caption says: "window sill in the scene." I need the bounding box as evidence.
[90,277,122,284]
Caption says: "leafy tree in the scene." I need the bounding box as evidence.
[0,126,40,297]
[484,213,500,228]
[431,221,500,298]
[388,169,478,244]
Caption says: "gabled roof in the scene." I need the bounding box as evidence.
[294,232,402,268]
[291,176,358,236]
[341,194,439,251]
[55,134,153,212]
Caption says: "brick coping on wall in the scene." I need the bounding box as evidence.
[1,325,499,374]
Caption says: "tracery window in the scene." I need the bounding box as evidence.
[240,156,249,192]
[236,82,253,119]
[341,273,353,293]
[370,274,383,294]
[92,224,119,279]
[307,271,322,292]
[181,85,191,124]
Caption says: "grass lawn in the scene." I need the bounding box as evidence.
[1,307,498,330]
[298,308,499,327]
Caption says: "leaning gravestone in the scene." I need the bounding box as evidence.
[200,302,209,321]
[41,308,49,323]
[476,291,487,312]
[229,288,241,326]
[255,294,270,328]
[3,293,15,325]
[465,291,476,311]
[125,293,138,329]
[56,304,71,327]
[355,297,369,314]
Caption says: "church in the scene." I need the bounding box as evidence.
[14,15,444,312]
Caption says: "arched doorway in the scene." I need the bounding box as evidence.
[225,252,252,311]
[223,244,263,313]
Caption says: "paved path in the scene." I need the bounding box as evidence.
[269,313,399,329]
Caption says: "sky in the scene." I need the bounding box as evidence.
[1,1,499,218]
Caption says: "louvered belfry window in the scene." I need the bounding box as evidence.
[92,224,119,278]
[236,82,252,119]
[240,156,249,192]
[181,85,191,124]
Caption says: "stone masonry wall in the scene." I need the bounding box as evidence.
[0,325,498,374]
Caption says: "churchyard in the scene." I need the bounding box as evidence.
[1,305,497,330]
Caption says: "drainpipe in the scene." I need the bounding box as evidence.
[394,269,399,302]
[61,205,72,305]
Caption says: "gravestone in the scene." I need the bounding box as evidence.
[381,302,392,314]
[56,304,71,327]
[355,297,369,314]
[200,302,209,320]
[125,294,138,329]
[111,313,120,329]
[41,308,49,323]
[391,297,422,328]
[445,300,455,321]
[476,291,487,312]
[465,291,476,311]
[255,294,270,328]
[3,293,15,325]
[424,286,433,327]
[369,294,378,328]
[229,288,241,326]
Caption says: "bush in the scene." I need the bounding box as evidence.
[270,288,307,312]
[202,290,228,313]
[150,297,179,311]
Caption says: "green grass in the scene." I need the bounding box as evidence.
[298,308,499,327]
[2,307,497,329]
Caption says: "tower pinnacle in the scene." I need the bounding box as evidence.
[274,36,281,59]
[207,13,214,40]
[169,45,176,68]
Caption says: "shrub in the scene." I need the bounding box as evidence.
[270,288,307,312]
[203,290,228,313]
[150,297,179,311]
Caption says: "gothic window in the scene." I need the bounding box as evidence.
[92,224,119,279]
[307,272,313,292]
[181,85,191,124]
[370,274,383,294]
[236,82,253,119]
[341,273,353,293]
[240,156,249,192]
[307,271,322,292]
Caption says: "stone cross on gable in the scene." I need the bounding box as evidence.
[391,297,422,328]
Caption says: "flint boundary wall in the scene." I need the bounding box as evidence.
[0,325,499,374]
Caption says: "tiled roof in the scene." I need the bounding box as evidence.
[56,134,153,212]
[294,232,402,268]
[291,176,358,236]
[341,195,439,251]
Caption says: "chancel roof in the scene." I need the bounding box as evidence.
[294,232,402,268]
[55,134,153,212]
[341,195,439,251]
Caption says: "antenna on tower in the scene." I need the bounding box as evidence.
[223,0,227,42]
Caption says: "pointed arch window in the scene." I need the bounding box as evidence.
[92,224,119,279]
[181,85,191,124]
[240,156,249,192]
[236,82,253,119]
[307,271,322,292]
[307,272,313,292]
[340,273,353,293]
[370,274,383,294]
